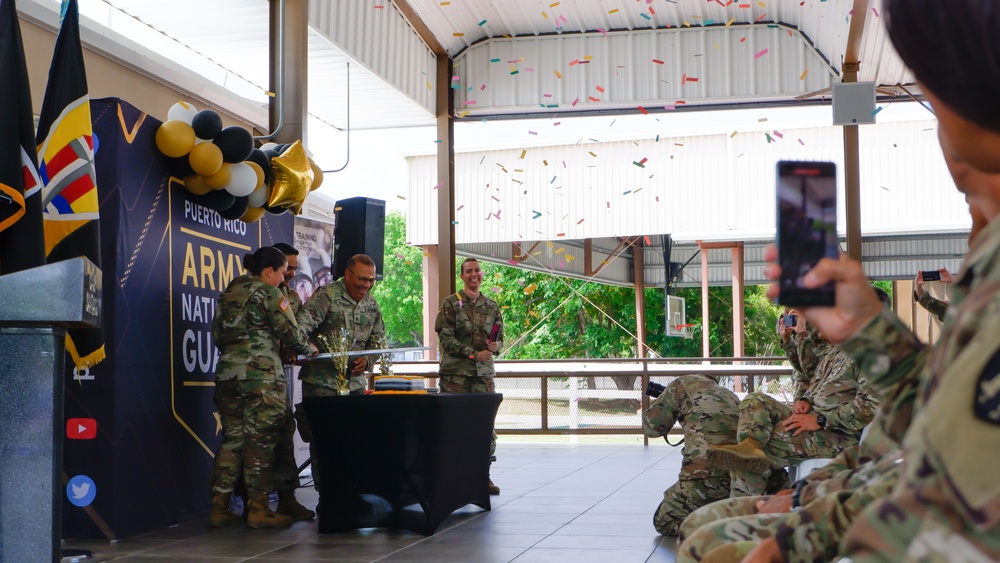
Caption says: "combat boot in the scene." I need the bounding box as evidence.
[276,490,315,521]
[208,493,242,528]
[706,438,769,473]
[246,494,293,529]
[488,479,500,495]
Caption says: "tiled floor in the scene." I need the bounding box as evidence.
[64,442,680,562]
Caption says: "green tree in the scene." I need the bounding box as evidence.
[372,211,424,347]
[371,217,787,365]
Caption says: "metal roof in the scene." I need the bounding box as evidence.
[405,107,966,247]
[405,0,914,117]
[27,0,912,133]
[59,0,437,131]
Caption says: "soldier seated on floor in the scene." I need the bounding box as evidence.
[642,374,788,536]
[676,415,903,563]
[704,288,889,498]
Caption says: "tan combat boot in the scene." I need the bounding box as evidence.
[706,437,769,473]
[245,494,293,529]
[276,490,315,521]
[488,479,500,495]
[208,493,242,528]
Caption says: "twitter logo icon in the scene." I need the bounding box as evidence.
[67,475,96,507]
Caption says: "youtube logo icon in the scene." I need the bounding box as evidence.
[67,418,97,440]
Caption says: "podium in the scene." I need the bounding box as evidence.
[0,258,101,563]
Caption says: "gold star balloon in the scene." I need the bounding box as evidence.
[267,140,314,214]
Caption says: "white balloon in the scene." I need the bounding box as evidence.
[223,163,258,197]
[260,142,278,151]
[247,183,268,207]
[167,101,198,124]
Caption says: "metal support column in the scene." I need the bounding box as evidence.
[731,243,745,360]
[434,54,456,307]
[422,245,440,360]
[841,0,872,260]
[267,0,308,143]
[633,238,647,359]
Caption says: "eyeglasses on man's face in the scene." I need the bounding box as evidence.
[348,269,377,285]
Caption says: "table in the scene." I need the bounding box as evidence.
[302,393,502,535]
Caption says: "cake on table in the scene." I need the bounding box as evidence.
[372,375,427,394]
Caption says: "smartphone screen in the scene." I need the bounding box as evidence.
[776,161,838,306]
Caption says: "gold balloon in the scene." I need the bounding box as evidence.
[240,206,265,223]
[309,158,324,191]
[245,161,265,190]
[189,142,224,176]
[204,163,231,189]
[267,140,314,214]
[156,120,196,158]
[184,174,213,195]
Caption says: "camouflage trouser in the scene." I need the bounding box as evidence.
[439,375,497,459]
[679,496,761,542]
[210,379,287,497]
[677,504,784,562]
[654,476,732,536]
[733,393,857,496]
[299,381,365,490]
[272,403,300,492]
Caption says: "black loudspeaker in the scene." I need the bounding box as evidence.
[333,197,386,281]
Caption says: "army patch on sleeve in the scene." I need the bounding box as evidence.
[279,298,290,311]
[975,348,1000,425]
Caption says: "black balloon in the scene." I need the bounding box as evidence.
[263,202,288,215]
[219,196,249,220]
[214,126,254,163]
[261,149,279,183]
[166,155,196,178]
[247,148,270,173]
[194,189,236,211]
[191,110,223,139]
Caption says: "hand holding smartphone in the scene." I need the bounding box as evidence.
[776,161,838,306]
[921,270,942,282]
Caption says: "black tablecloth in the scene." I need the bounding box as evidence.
[302,392,502,535]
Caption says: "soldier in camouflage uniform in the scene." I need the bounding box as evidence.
[778,311,827,384]
[677,416,906,562]
[267,243,313,521]
[294,254,385,493]
[911,195,987,326]
[831,169,1000,559]
[913,270,951,323]
[752,0,1000,563]
[707,333,879,496]
[435,257,504,494]
[209,247,315,529]
[642,374,740,535]
[758,3,1000,558]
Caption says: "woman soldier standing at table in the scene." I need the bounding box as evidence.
[209,247,316,529]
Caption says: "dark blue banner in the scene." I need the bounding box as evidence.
[62,98,293,539]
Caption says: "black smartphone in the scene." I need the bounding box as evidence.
[921,270,941,282]
[776,161,838,306]
[784,314,798,327]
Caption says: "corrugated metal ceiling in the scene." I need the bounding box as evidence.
[95,0,436,130]
[404,0,913,95]
[73,0,911,132]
